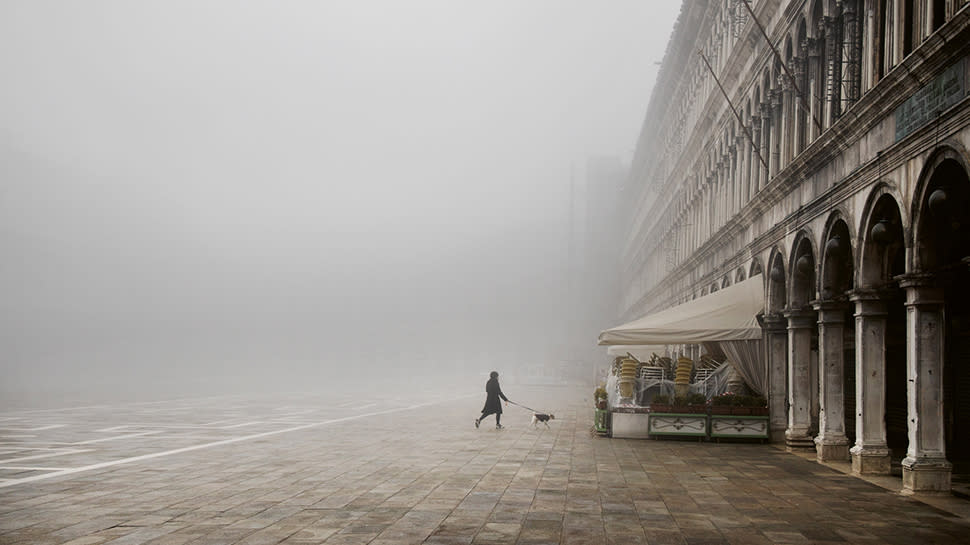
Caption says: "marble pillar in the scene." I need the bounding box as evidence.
[764,313,789,441]
[786,308,816,450]
[814,301,850,461]
[848,290,892,475]
[898,274,952,494]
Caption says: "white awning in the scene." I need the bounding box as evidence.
[598,274,764,345]
[605,345,668,362]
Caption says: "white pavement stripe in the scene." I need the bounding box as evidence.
[0,424,66,432]
[0,449,93,464]
[0,394,476,489]
[96,426,130,433]
[73,431,162,445]
[0,394,244,416]
[0,466,69,471]
[219,422,261,429]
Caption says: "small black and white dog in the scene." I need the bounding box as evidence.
[531,413,555,428]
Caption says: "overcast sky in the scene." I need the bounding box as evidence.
[0,1,680,399]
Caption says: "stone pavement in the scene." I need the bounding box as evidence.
[2,385,970,544]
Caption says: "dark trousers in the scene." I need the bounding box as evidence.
[479,410,501,425]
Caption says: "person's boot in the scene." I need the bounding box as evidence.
[474,418,480,428]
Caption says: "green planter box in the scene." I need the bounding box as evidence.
[647,412,709,438]
[710,414,769,440]
[594,408,610,434]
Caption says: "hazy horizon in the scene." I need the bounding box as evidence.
[1,1,681,406]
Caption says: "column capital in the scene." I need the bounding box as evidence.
[805,37,820,58]
[771,89,783,108]
[895,272,936,288]
[812,299,848,322]
[762,312,788,332]
[849,289,891,317]
[848,287,895,302]
[784,308,816,328]
[896,273,944,306]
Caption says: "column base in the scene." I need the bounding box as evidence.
[849,445,891,475]
[769,424,788,444]
[815,434,850,462]
[901,456,952,494]
[785,429,816,451]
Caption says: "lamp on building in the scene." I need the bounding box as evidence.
[870,218,893,246]
[928,187,948,217]
[770,264,785,283]
[824,234,843,257]
[796,255,813,277]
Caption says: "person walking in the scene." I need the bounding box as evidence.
[475,371,509,429]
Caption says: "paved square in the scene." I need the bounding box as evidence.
[1,385,969,544]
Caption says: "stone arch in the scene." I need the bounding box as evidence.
[749,258,764,279]
[736,267,747,283]
[789,230,818,309]
[721,274,731,288]
[808,0,824,39]
[857,182,907,289]
[820,209,855,300]
[767,247,787,314]
[911,143,970,273]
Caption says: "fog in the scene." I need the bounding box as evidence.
[1,1,680,405]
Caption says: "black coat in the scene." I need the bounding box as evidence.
[481,377,509,414]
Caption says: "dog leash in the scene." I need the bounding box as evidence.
[507,400,541,413]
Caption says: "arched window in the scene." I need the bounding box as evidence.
[903,0,916,57]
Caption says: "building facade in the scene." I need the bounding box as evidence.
[622,0,970,494]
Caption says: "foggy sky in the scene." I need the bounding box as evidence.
[0,1,680,398]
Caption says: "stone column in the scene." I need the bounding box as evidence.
[849,289,892,475]
[898,274,952,494]
[734,136,745,212]
[779,79,793,168]
[806,37,821,142]
[785,308,816,449]
[760,102,772,183]
[764,313,789,440]
[813,301,850,461]
[771,89,783,176]
[750,117,761,199]
[791,56,805,155]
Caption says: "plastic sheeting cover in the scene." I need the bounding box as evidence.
[605,345,668,361]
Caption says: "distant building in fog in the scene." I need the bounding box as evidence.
[616,0,970,495]
[566,156,625,373]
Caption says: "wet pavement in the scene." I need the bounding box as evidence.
[2,385,969,544]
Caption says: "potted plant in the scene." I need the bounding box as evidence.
[647,393,709,438]
[649,394,671,413]
[709,393,769,440]
[685,393,708,413]
[710,392,737,414]
[593,386,610,434]
[594,386,608,410]
[736,395,768,416]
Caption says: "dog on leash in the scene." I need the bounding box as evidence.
[531,413,555,428]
